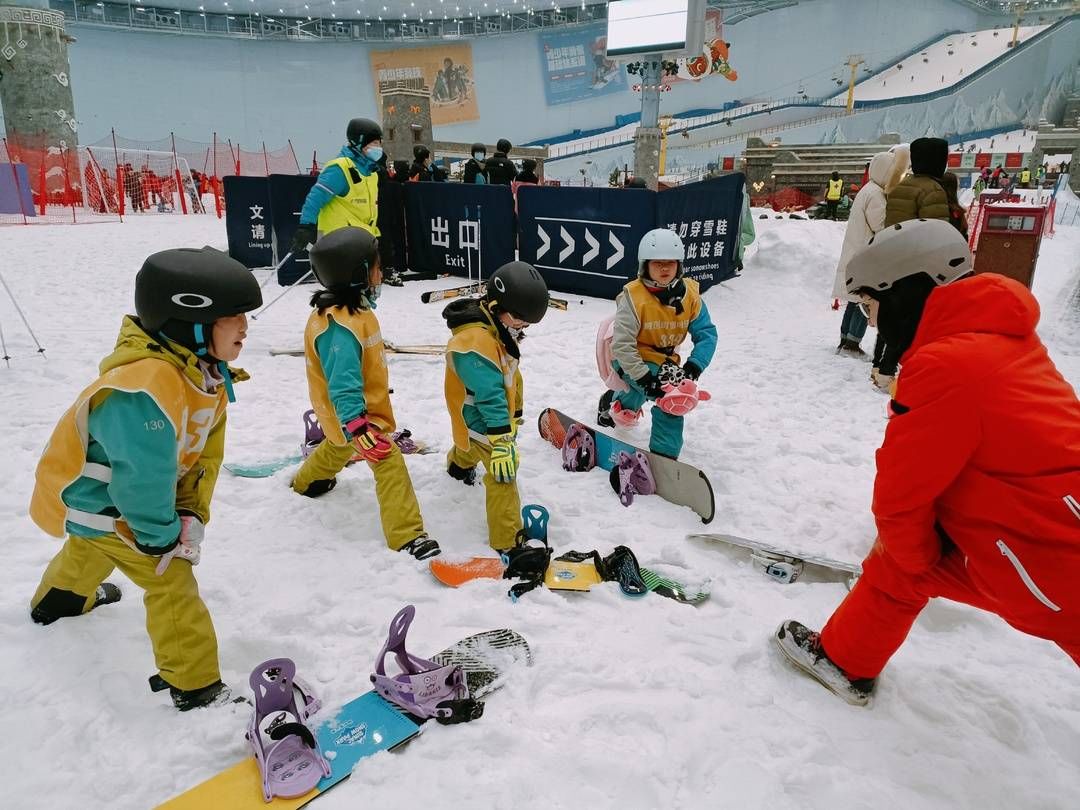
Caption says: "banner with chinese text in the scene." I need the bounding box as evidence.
[370,43,478,126]
[267,174,317,285]
[538,21,627,107]
[655,174,745,286]
[223,176,273,268]
[403,183,515,279]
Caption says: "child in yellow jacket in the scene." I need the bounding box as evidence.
[291,226,440,560]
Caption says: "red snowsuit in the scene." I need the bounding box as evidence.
[821,274,1080,678]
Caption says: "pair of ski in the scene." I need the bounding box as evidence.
[421,281,570,311]
[269,340,445,358]
[158,607,531,809]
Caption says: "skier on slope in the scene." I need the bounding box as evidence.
[776,219,1080,705]
[443,262,549,550]
[290,227,440,560]
[597,229,718,460]
[28,248,262,710]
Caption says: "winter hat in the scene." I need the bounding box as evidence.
[496,138,512,154]
[413,145,430,162]
[521,158,537,174]
[909,137,948,177]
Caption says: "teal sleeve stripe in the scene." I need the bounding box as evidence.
[451,350,510,432]
[316,319,367,429]
[86,390,181,549]
[687,301,718,371]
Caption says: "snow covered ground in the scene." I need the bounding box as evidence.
[852,25,1049,101]
[3,213,1078,809]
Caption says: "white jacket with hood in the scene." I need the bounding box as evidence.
[832,145,910,300]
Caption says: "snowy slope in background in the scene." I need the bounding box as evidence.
[2,215,1078,809]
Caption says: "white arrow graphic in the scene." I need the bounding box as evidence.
[607,232,625,271]
[536,225,551,260]
[559,226,575,263]
[582,228,600,265]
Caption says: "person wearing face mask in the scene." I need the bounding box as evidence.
[463,142,487,184]
[28,248,263,711]
[291,118,385,254]
[597,229,717,461]
[442,262,549,551]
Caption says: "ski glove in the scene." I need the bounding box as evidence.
[682,361,702,381]
[291,224,317,253]
[635,371,664,400]
[347,415,394,463]
[155,515,204,576]
[488,433,519,484]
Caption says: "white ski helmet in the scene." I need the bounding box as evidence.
[845,218,972,299]
[637,228,685,278]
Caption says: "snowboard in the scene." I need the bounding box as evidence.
[225,431,435,478]
[688,532,862,586]
[421,282,569,311]
[538,408,715,524]
[430,556,710,605]
[157,629,530,810]
[269,341,445,357]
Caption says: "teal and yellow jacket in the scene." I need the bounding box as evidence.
[443,299,523,451]
[30,317,247,552]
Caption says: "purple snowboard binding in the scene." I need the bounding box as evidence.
[370,605,484,725]
[610,450,657,507]
[391,428,421,454]
[246,658,331,802]
[561,423,597,472]
[301,410,325,459]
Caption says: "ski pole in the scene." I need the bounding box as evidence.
[257,251,295,289]
[251,267,314,320]
[0,271,45,357]
[477,203,483,280]
[464,205,473,287]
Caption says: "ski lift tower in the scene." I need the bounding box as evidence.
[605,0,706,189]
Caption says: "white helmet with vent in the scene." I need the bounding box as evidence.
[845,218,972,299]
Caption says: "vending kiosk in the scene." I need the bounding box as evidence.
[970,203,1047,288]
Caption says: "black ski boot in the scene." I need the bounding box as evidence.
[149,676,247,711]
[447,461,477,486]
[31,582,122,626]
[597,390,616,429]
[400,535,441,560]
[383,268,405,287]
[296,477,337,498]
[774,620,875,706]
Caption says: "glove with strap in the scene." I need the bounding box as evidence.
[155,514,204,576]
[346,414,393,462]
[290,224,317,254]
[635,371,664,400]
[488,431,519,484]
[681,361,703,381]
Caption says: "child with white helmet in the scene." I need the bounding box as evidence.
[597,228,718,459]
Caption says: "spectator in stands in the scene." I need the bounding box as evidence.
[939,172,968,239]
[485,139,518,186]
[392,160,411,183]
[463,143,487,184]
[517,159,540,185]
[824,171,844,220]
[410,145,433,182]
[833,146,908,359]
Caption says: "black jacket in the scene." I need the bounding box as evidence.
[485,152,518,186]
[409,161,433,182]
[463,159,486,184]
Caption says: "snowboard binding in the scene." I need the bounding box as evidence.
[503,504,553,600]
[246,658,331,802]
[609,450,657,507]
[561,423,597,472]
[301,410,325,458]
[370,605,484,725]
[752,551,805,584]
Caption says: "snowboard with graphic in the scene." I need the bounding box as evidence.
[225,431,435,478]
[538,408,715,524]
[430,556,710,605]
[157,629,530,810]
[688,532,861,586]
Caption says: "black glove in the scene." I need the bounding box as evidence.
[635,371,664,400]
[682,361,702,381]
[290,224,317,254]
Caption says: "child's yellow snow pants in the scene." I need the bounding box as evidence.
[447,441,522,551]
[31,533,220,691]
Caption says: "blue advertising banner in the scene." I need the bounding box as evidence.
[539,21,627,107]
[403,183,515,280]
[0,163,35,216]
[517,186,655,299]
[223,176,273,269]
[656,174,746,287]
[267,174,317,285]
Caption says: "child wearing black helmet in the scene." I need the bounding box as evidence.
[291,227,440,561]
[443,261,549,550]
[28,247,262,711]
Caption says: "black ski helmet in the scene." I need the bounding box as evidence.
[470,142,486,158]
[413,144,430,162]
[308,227,379,290]
[486,261,549,324]
[135,247,262,355]
[346,118,383,150]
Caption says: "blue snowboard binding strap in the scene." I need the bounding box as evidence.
[503,505,553,600]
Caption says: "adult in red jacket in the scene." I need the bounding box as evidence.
[776,218,1080,705]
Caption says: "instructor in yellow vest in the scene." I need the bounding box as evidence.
[292,118,384,254]
[28,248,262,711]
[825,171,844,220]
